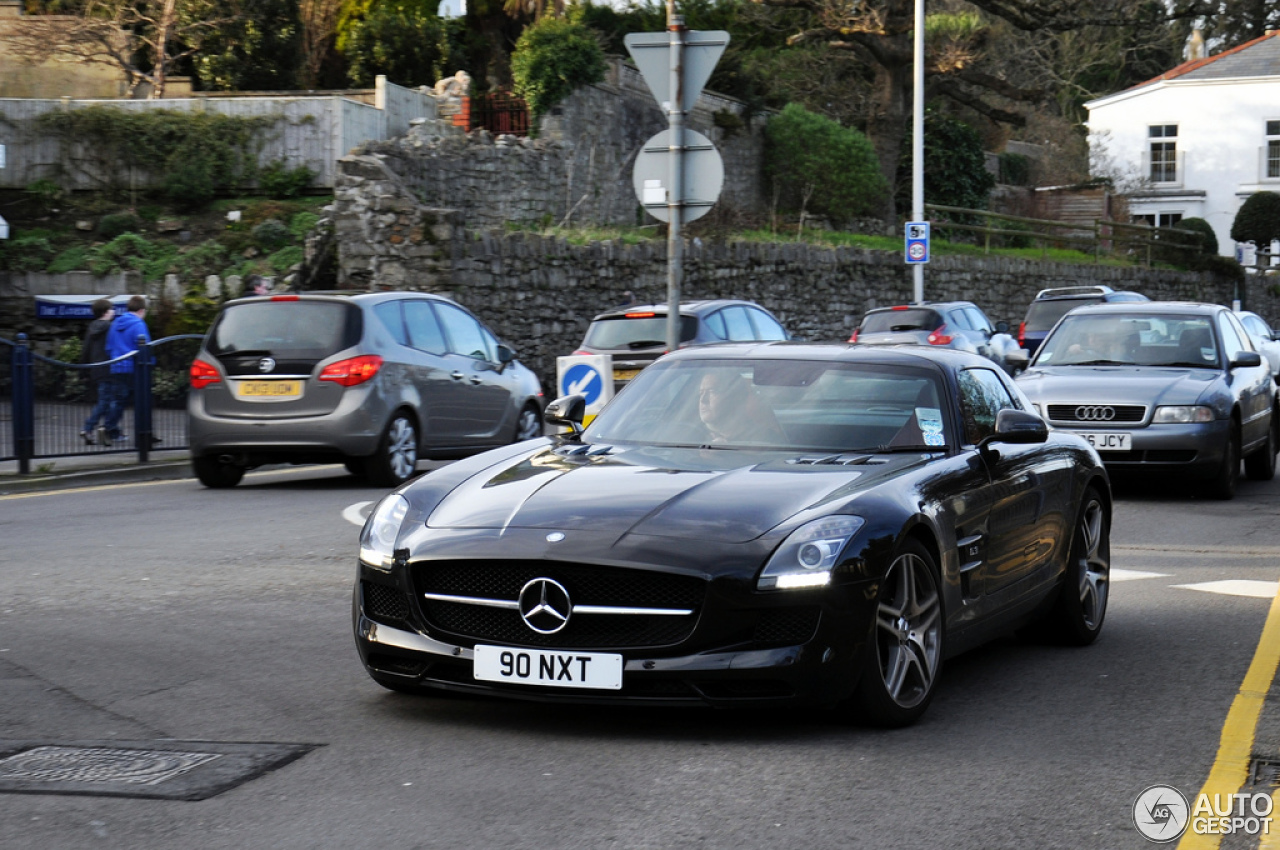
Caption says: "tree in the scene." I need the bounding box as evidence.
[9,0,243,98]
[188,0,302,91]
[340,0,452,88]
[510,15,606,125]
[1231,191,1280,248]
[1171,0,1280,50]
[299,0,346,89]
[896,110,995,213]
[763,103,887,227]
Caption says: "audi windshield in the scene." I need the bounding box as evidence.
[1032,313,1218,368]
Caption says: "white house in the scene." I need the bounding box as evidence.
[1085,31,1280,257]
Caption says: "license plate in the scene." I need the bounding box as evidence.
[613,368,641,381]
[1079,431,1132,451]
[237,380,302,399]
[473,644,623,690]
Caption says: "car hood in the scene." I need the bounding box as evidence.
[1017,365,1218,406]
[425,444,917,543]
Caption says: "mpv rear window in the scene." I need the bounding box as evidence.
[1023,298,1097,333]
[584,315,698,349]
[209,300,361,358]
[859,308,942,333]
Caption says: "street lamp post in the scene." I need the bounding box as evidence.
[912,0,925,304]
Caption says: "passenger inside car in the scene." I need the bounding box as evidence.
[697,370,787,445]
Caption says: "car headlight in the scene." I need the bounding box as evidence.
[758,516,864,591]
[359,494,409,569]
[1152,405,1214,424]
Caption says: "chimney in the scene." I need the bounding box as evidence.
[1188,28,1206,60]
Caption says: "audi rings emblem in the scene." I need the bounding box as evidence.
[1075,405,1116,422]
[258,357,276,373]
[518,578,572,634]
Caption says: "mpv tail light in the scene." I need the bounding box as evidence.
[849,329,859,343]
[926,324,953,346]
[190,358,222,389]
[1017,321,1026,347]
[319,355,383,387]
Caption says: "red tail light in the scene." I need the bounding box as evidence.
[1017,321,1026,347]
[624,311,657,318]
[573,349,591,355]
[319,355,383,387]
[849,329,859,343]
[926,324,953,346]
[271,294,299,301]
[190,358,221,389]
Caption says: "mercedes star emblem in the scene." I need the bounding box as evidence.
[518,578,572,634]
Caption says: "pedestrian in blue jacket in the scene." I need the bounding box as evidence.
[101,295,152,446]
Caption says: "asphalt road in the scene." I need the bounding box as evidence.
[2,464,1280,849]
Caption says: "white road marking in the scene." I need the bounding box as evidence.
[1111,569,1171,582]
[1172,580,1280,599]
[343,501,374,527]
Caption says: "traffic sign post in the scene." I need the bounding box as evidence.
[905,221,930,265]
[556,354,614,426]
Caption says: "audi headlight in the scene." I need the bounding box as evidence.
[1152,405,1214,424]
[758,516,864,591]
[359,494,409,569]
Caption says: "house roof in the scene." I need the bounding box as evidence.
[1126,30,1280,92]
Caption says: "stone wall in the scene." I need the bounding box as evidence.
[354,57,768,229]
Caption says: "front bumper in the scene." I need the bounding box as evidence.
[352,568,878,708]
[1051,419,1229,477]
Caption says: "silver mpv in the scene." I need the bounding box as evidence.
[188,292,544,488]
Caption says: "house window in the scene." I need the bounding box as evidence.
[1133,212,1183,228]
[1267,120,1280,179]
[1149,124,1178,183]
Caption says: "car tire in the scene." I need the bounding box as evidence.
[193,455,244,489]
[849,538,943,728]
[513,402,542,442]
[1205,425,1240,500]
[1043,487,1110,646]
[343,459,365,478]
[364,413,419,488]
[1244,411,1278,482]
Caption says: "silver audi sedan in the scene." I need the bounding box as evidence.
[1016,302,1278,499]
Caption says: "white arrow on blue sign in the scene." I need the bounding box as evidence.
[561,362,605,406]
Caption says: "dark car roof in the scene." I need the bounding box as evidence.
[589,299,766,322]
[863,300,978,315]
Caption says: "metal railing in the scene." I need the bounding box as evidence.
[925,204,1206,267]
[1,333,204,474]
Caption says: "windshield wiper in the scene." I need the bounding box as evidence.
[220,349,273,357]
[1068,359,1125,366]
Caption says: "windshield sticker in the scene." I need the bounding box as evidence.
[916,408,944,434]
[923,433,946,447]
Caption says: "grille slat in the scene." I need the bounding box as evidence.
[1047,404,1146,424]
[413,560,705,649]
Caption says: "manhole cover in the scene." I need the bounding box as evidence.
[0,740,317,800]
[1252,759,1280,786]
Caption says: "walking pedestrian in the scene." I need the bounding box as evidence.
[79,298,116,444]
[101,295,155,446]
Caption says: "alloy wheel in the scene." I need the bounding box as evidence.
[875,552,942,709]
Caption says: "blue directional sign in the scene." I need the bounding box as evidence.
[561,362,605,406]
[905,221,930,265]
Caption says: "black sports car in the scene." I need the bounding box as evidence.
[353,344,1111,726]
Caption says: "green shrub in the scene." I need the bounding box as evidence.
[252,218,292,249]
[89,233,178,280]
[289,211,321,239]
[1230,191,1280,247]
[259,160,315,199]
[342,0,450,89]
[896,111,996,215]
[47,245,91,273]
[511,17,607,128]
[763,104,887,224]
[174,241,231,278]
[0,236,56,272]
[268,245,304,274]
[1174,217,1218,256]
[26,178,64,213]
[98,212,143,239]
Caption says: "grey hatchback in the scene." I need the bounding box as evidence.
[188,292,544,488]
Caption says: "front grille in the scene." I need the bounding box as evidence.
[413,560,705,649]
[363,581,411,625]
[751,607,821,647]
[1047,404,1146,424]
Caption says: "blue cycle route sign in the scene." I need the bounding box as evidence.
[561,363,604,406]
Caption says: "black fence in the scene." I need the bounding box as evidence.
[1,333,204,474]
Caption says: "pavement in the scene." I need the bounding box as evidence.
[0,450,194,494]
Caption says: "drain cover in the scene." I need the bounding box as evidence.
[1252,759,1280,786]
[0,740,317,800]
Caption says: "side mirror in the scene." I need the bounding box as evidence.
[980,408,1049,452]
[1231,351,1263,369]
[545,394,586,439]
[496,343,516,364]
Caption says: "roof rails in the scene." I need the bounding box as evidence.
[1033,285,1114,299]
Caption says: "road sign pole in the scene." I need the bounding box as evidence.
[911,0,925,304]
[665,3,685,353]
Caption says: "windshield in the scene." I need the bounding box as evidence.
[209,300,360,358]
[584,358,950,452]
[1034,314,1219,368]
[583,315,698,349]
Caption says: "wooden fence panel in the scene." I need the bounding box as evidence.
[378,78,437,139]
